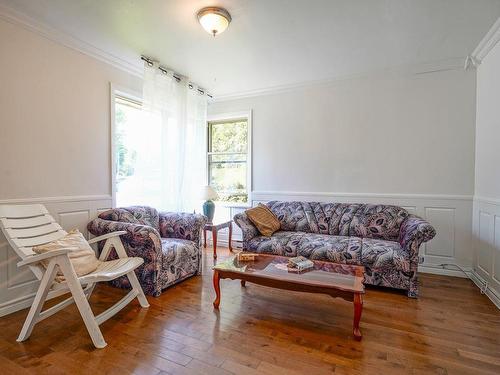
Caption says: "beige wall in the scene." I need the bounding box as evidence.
[209,69,476,196]
[0,18,141,200]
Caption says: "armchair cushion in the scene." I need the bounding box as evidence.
[159,212,207,244]
[160,238,199,288]
[98,206,160,231]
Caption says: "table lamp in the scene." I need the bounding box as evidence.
[201,185,218,223]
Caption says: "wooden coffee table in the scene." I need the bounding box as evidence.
[212,254,365,340]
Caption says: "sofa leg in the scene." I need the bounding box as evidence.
[408,277,419,298]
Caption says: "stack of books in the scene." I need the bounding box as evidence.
[287,256,314,272]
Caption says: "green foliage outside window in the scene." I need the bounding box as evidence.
[208,120,248,203]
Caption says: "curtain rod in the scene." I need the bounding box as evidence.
[141,55,213,98]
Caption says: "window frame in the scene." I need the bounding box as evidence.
[110,83,143,208]
[206,111,252,207]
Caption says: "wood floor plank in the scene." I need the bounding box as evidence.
[0,247,498,375]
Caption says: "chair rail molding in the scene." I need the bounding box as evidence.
[251,190,474,279]
[0,195,112,317]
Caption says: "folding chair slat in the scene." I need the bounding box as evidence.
[6,223,63,239]
[1,215,55,229]
[11,230,67,248]
[0,204,48,218]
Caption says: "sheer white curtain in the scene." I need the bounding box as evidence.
[139,62,207,212]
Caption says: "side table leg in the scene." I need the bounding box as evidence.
[353,293,363,341]
[228,222,233,252]
[213,270,221,309]
[203,229,207,248]
[212,228,218,259]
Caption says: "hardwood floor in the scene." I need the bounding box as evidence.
[0,247,499,375]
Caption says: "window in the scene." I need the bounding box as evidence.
[207,114,251,204]
[113,93,163,208]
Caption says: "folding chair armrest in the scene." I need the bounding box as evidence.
[18,249,72,267]
[88,231,127,245]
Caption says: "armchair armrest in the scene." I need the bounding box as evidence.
[87,218,162,260]
[18,249,72,267]
[159,212,207,244]
[88,231,127,245]
[399,215,436,257]
[233,212,260,247]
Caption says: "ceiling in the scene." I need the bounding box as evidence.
[2,0,500,97]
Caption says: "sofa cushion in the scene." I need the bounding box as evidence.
[247,231,362,265]
[349,205,409,241]
[267,201,315,233]
[360,238,409,271]
[247,231,304,257]
[161,238,199,280]
[297,233,362,265]
[99,206,160,231]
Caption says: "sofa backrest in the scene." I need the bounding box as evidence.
[266,201,409,241]
[98,206,160,231]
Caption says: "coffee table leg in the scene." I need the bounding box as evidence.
[213,270,221,309]
[212,228,218,259]
[353,293,363,341]
[241,280,246,287]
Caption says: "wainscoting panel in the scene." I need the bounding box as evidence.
[251,191,473,278]
[424,207,455,258]
[0,195,112,317]
[472,197,500,308]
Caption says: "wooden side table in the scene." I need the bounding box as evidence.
[204,220,232,259]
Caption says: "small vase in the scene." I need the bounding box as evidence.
[203,200,215,223]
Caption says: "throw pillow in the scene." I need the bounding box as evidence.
[33,229,101,281]
[246,204,281,236]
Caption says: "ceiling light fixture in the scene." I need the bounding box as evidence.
[197,7,231,37]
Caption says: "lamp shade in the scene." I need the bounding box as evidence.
[201,185,218,201]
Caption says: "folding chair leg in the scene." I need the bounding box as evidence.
[126,271,150,308]
[17,261,58,342]
[58,257,107,349]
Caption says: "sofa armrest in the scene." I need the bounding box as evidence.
[399,215,436,257]
[233,212,260,248]
[87,218,162,263]
[159,212,207,245]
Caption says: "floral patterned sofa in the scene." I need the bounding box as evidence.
[87,206,206,296]
[234,201,436,297]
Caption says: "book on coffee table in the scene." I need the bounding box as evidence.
[287,256,314,272]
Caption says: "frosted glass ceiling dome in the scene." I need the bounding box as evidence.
[197,7,231,37]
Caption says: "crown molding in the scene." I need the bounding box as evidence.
[0,3,143,78]
[471,16,500,63]
[211,57,467,102]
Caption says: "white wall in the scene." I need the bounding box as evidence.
[0,18,142,199]
[209,68,477,277]
[472,34,500,308]
[0,18,141,315]
[210,69,476,195]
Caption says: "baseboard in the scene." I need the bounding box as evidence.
[470,271,500,309]
[0,288,67,317]
[418,264,471,278]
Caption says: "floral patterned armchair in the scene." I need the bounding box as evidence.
[87,206,207,296]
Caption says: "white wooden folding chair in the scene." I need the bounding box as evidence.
[0,204,149,349]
